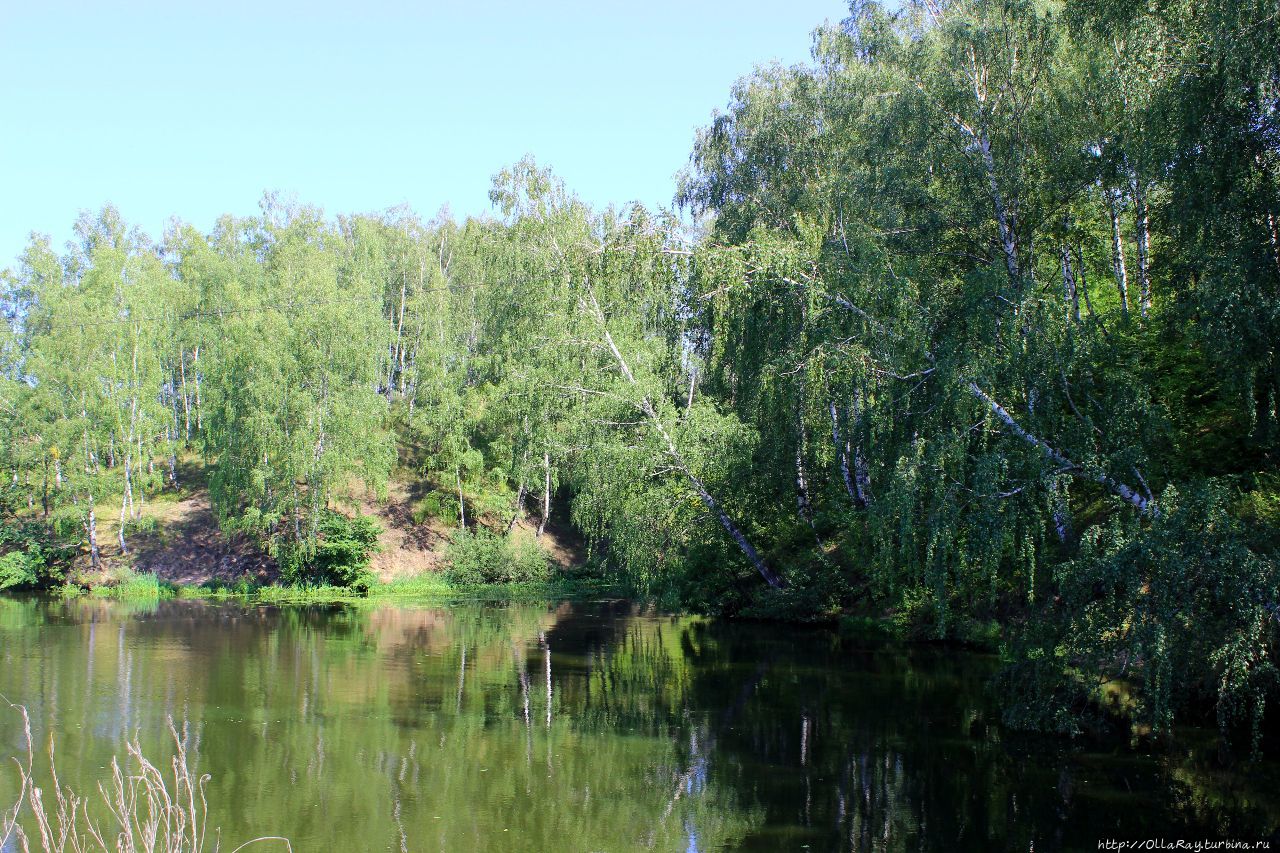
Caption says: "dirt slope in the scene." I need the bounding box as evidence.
[115,476,584,587]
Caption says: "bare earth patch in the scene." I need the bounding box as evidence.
[348,480,452,580]
[347,480,586,582]
[83,471,587,588]
[129,491,277,586]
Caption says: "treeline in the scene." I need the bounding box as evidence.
[2,0,1279,746]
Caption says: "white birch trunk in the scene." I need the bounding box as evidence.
[978,134,1021,289]
[830,400,859,505]
[389,272,407,401]
[1060,244,1080,323]
[794,384,816,530]
[179,347,191,442]
[456,466,466,530]
[1108,189,1130,315]
[1268,211,1280,276]
[1132,181,1152,318]
[87,493,100,571]
[589,290,784,588]
[536,453,550,538]
[118,478,129,555]
[967,383,1156,516]
[192,346,202,432]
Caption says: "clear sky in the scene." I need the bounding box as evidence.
[0,0,847,268]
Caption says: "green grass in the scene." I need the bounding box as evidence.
[146,573,623,605]
[89,569,175,601]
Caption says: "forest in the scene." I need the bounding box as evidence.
[1,0,1278,749]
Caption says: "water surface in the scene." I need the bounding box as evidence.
[0,597,1276,851]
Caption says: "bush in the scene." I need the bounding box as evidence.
[93,569,172,601]
[0,548,42,591]
[445,528,550,585]
[1003,482,1280,751]
[0,523,68,591]
[508,537,551,583]
[279,510,381,593]
[411,491,457,527]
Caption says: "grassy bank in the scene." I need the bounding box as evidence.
[65,567,622,606]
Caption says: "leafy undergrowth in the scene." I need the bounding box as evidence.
[58,572,623,605]
[83,567,176,601]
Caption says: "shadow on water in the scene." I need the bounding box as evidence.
[0,595,1276,851]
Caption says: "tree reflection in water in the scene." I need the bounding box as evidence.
[0,596,1275,851]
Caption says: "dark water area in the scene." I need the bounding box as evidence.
[0,596,1276,852]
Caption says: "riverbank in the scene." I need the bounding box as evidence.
[63,566,622,606]
[69,564,1003,648]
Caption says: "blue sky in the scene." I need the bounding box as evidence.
[1,0,846,268]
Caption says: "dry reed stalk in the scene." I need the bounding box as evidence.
[4,703,290,853]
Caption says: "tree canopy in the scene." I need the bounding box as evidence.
[1,0,1277,749]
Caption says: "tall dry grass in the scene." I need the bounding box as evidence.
[2,704,289,853]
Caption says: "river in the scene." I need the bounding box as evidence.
[0,596,1276,851]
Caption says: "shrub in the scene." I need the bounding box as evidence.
[445,528,550,585]
[0,548,42,592]
[0,523,67,591]
[279,510,381,593]
[411,491,457,527]
[443,528,507,585]
[1002,482,1280,751]
[508,537,551,583]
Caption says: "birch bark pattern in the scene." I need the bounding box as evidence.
[588,289,784,589]
[1132,181,1152,317]
[794,387,817,532]
[1108,189,1130,315]
[86,493,100,571]
[1060,241,1080,323]
[536,453,550,539]
[967,383,1156,516]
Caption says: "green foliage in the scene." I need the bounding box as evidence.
[92,569,173,601]
[0,0,1277,748]
[411,491,457,526]
[1047,483,1279,751]
[278,510,381,592]
[0,549,41,591]
[0,524,67,591]
[444,528,551,586]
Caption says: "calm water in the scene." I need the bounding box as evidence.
[0,597,1276,852]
